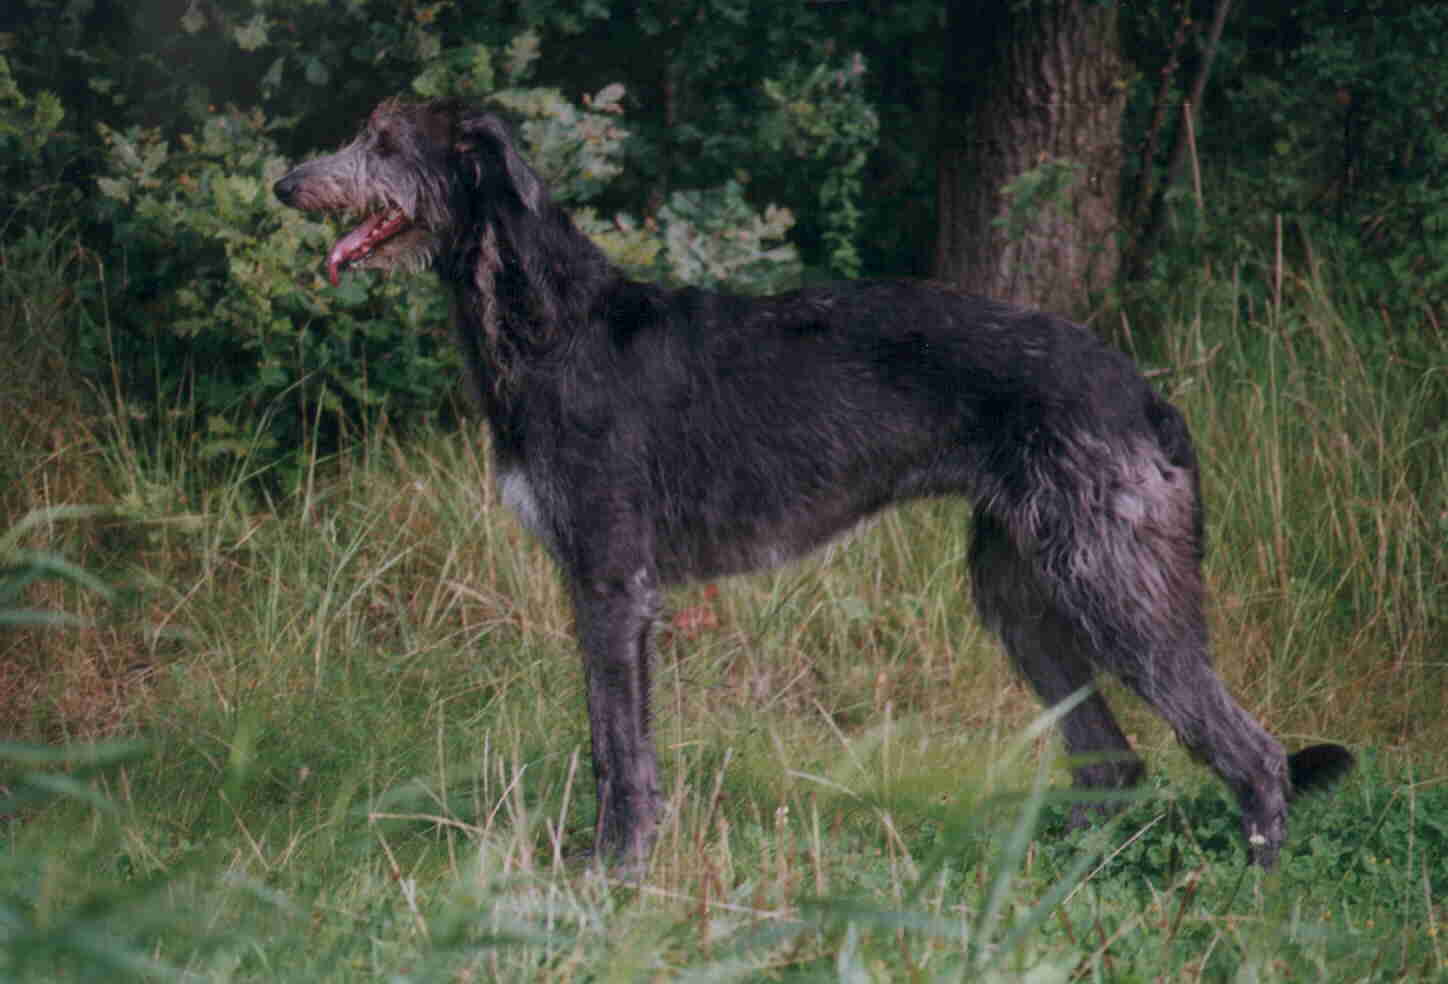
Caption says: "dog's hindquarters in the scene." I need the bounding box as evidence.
[969,394,1293,864]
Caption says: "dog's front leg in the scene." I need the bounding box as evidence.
[572,562,663,868]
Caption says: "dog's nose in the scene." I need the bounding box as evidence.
[273,175,297,205]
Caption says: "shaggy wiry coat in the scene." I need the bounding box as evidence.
[275,99,1353,867]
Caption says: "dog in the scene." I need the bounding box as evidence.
[274,98,1353,868]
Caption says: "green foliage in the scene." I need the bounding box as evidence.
[415,30,802,292]
[0,51,85,259]
[1130,1,1448,327]
[0,519,194,978]
[1,507,116,628]
[491,84,631,205]
[993,158,1085,243]
[0,741,195,981]
[759,57,880,278]
[653,184,801,291]
[0,55,64,166]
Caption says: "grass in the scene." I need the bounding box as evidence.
[1,239,1445,979]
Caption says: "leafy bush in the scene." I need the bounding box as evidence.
[758,56,880,278]
[1212,4,1448,323]
[0,55,67,200]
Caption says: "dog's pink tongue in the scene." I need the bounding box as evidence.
[326,211,408,286]
[326,215,385,286]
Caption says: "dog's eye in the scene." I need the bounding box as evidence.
[375,128,396,156]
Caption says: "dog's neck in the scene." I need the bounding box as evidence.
[445,198,614,394]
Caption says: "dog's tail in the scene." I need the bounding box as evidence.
[1288,743,1355,799]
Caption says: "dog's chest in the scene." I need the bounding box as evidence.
[498,467,551,544]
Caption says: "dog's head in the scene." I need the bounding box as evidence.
[274,99,543,285]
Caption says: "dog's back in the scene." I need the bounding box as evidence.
[550,278,1175,583]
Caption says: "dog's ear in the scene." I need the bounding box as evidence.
[456,113,544,214]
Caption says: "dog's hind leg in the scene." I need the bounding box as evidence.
[571,552,664,868]
[1020,446,1296,865]
[1103,613,1293,866]
[970,509,1146,822]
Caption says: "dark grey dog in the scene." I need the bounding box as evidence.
[274,99,1352,867]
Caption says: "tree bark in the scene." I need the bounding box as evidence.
[934,0,1125,321]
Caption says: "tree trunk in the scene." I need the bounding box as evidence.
[934,0,1125,321]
